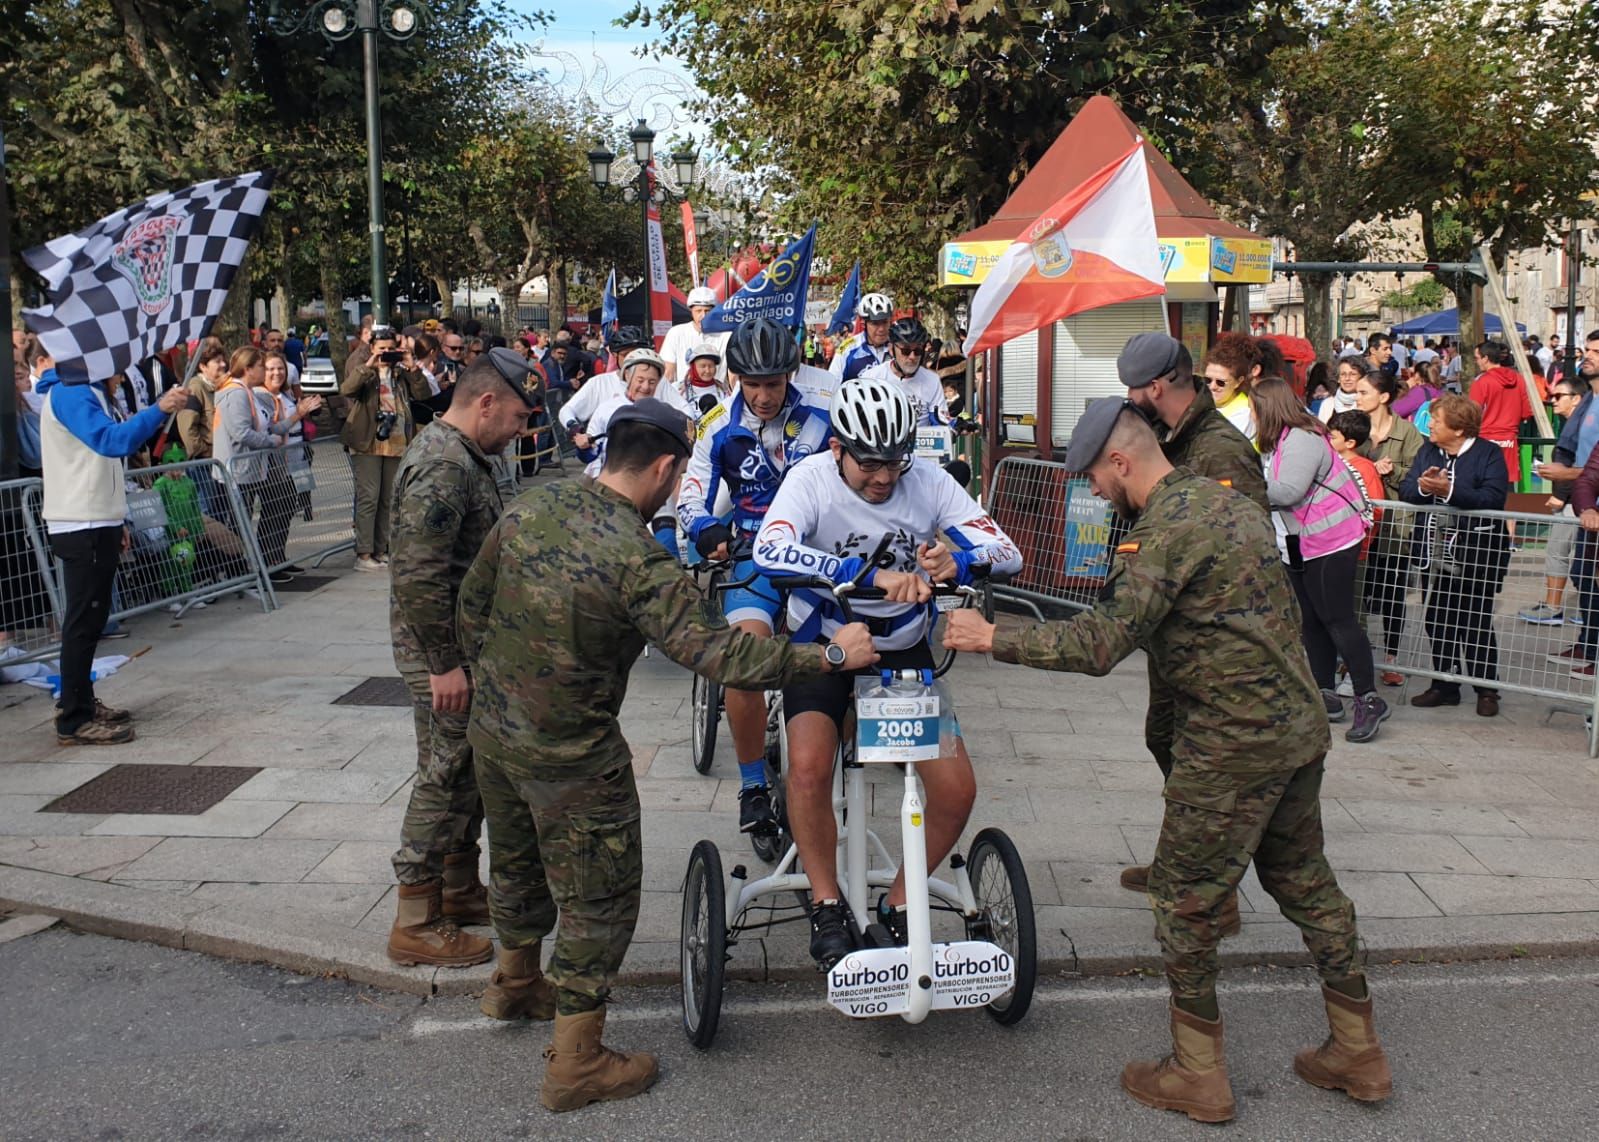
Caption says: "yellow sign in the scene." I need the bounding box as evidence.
[942,234,1272,287]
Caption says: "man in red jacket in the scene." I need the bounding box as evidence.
[1468,340,1534,485]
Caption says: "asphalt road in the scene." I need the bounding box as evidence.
[3,926,1597,1140]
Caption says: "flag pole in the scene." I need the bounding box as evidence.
[0,118,17,480]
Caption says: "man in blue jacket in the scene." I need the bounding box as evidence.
[35,346,187,745]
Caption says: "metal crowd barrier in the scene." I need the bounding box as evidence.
[226,436,356,575]
[0,478,62,667]
[982,456,1599,756]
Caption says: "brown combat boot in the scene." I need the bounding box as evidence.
[441,850,492,926]
[481,943,556,1021]
[387,881,492,967]
[540,1008,659,1112]
[1119,864,1150,891]
[1121,1003,1236,1123]
[1294,982,1394,1102]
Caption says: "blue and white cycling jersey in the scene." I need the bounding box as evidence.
[677,369,833,545]
[828,337,890,381]
[754,454,1023,652]
[859,360,949,427]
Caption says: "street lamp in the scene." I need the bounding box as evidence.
[588,121,697,328]
[266,0,468,326]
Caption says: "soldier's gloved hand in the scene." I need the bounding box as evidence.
[942,609,995,654]
[430,666,471,714]
[828,623,879,672]
[695,523,733,560]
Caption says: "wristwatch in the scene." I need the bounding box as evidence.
[824,642,848,670]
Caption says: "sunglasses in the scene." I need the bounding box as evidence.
[894,345,925,356]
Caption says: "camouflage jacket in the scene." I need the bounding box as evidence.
[389,419,505,675]
[459,476,829,780]
[990,467,1327,776]
[1160,387,1270,515]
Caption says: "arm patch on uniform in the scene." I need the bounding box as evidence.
[424,502,460,535]
[1115,541,1141,554]
[1217,478,1233,488]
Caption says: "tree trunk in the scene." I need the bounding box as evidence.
[433,275,453,319]
[1458,282,1485,385]
[548,260,567,333]
[319,244,349,378]
[10,266,24,325]
[496,280,521,333]
[211,243,254,348]
[1302,272,1335,371]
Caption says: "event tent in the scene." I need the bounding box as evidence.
[1390,307,1526,337]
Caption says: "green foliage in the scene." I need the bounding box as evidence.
[1382,280,1447,311]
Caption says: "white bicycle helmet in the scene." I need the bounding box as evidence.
[831,377,916,462]
[623,348,666,379]
[857,292,894,322]
[687,286,718,308]
[688,341,722,364]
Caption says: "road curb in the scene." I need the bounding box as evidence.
[6,864,1599,996]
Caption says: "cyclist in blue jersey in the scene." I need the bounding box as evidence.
[829,292,895,381]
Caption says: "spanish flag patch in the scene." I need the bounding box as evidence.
[1116,541,1141,555]
[1218,478,1233,488]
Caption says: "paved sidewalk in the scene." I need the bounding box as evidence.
[3,553,1599,998]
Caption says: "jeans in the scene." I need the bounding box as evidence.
[49,526,122,732]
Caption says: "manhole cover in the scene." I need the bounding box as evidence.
[271,575,336,592]
[43,764,260,815]
[332,676,411,707]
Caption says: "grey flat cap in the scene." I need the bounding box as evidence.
[485,347,542,409]
[608,397,694,457]
[1062,396,1129,472]
[1117,332,1184,388]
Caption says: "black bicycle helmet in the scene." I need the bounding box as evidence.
[610,325,650,351]
[724,316,801,377]
[888,316,928,347]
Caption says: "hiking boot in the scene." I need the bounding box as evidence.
[480,943,556,1022]
[540,1007,659,1112]
[1120,864,1150,892]
[56,719,135,747]
[56,698,132,725]
[387,881,492,967]
[1294,981,1393,1102]
[875,895,908,946]
[1121,1003,1236,1123]
[441,850,492,926]
[1320,688,1346,723]
[738,784,776,834]
[808,899,855,971]
[1345,693,1391,744]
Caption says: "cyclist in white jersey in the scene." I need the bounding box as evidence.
[860,315,949,427]
[581,349,668,477]
[660,287,730,386]
[753,377,1022,968]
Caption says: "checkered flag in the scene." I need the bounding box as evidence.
[21,170,274,383]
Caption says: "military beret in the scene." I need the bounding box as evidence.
[485,347,541,409]
[609,397,694,457]
[1062,395,1129,472]
[1117,332,1184,389]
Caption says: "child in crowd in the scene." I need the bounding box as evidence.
[1327,410,1384,552]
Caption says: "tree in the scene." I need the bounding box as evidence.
[1198,5,1399,366]
[629,0,1298,314]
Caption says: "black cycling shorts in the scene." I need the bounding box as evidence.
[782,641,937,729]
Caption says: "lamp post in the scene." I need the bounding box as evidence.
[266,0,467,326]
[588,121,697,327]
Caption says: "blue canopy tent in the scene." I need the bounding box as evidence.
[1390,307,1526,337]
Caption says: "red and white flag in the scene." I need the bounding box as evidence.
[681,201,701,286]
[962,142,1163,357]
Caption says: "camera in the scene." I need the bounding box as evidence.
[374,410,398,441]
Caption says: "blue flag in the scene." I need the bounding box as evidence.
[827,260,861,336]
[701,225,816,333]
[600,268,617,333]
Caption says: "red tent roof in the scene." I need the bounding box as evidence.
[953,96,1259,244]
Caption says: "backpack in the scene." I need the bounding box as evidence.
[1413,399,1433,437]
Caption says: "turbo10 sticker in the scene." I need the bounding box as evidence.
[856,693,941,763]
[929,941,1016,1011]
[827,948,912,1017]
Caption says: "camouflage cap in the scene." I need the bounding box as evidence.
[608,397,694,457]
[485,347,541,409]
[1062,395,1128,472]
[1117,332,1184,388]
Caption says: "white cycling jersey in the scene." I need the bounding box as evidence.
[859,359,949,427]
[581,395,633,477]
[660,321,729,382]
[754,453,1022,651]
[560,369,695,430]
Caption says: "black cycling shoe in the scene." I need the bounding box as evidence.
[738,785,776,834]
[875,896,908,947]
[808,900,856,971]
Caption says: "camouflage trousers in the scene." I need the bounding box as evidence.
[474,745,642,1015]
[1144,670,1176,781]
[1148,756,1362,1002]
[390,656,485,886]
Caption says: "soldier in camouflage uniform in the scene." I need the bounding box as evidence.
[1117,332,1273,918]
[458,399,876,1112]
[945,397,1392,1124]
[386,350,542,969]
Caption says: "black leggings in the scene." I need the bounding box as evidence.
[1289,543,1377,696]
[1362,550,1409,659]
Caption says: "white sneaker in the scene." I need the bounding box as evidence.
[354,555,385,572]
[1336,676,1355,698]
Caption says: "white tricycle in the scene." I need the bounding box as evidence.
[679,552,1037,1046]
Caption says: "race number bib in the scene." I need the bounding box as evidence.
[855,675,941,763]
